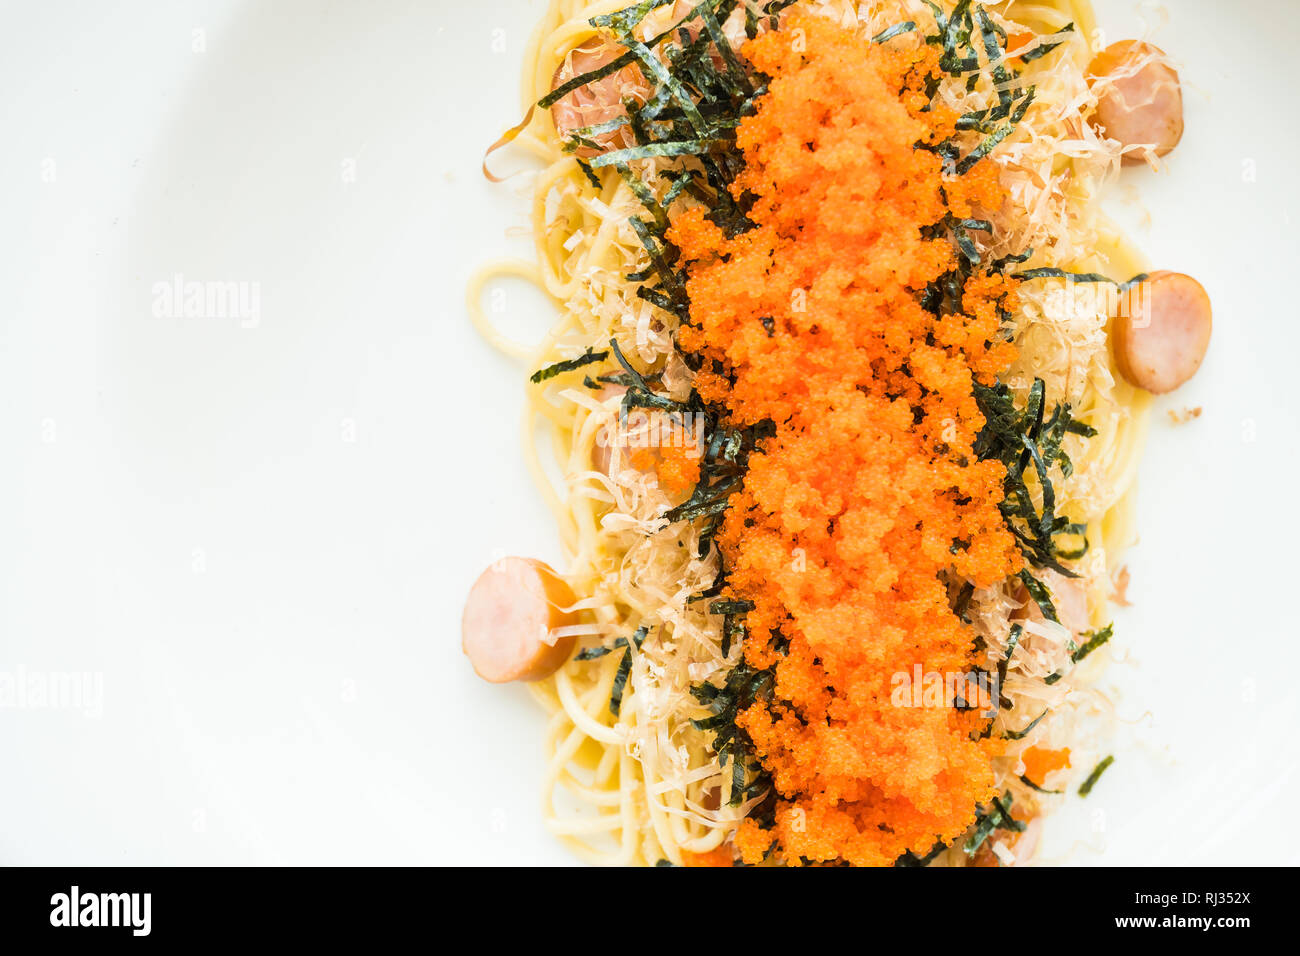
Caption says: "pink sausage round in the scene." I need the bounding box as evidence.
[462,557,578,683]
[1113,271,1212,394]
[1088,40,1184,164]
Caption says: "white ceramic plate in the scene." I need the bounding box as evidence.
[1,0,1296,865]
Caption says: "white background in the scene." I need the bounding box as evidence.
[1,0,1296,865]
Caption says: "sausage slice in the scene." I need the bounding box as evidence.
[1088,40,1183,163]
[1112,271,1212,394]
[462,557,579,683]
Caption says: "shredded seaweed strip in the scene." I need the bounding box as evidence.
[1077,755,1114,797]
[1016,22,1073,63]
[610,625,650,715]
[1015,266,1149,291]
[1071,623,1113,663]
[529,347,610,383]
[1019,774,1062,795]
[872,21,916,43]
[963,791,1026,856]
[1002,708,1048,741]
[576,626,650,715]
[993,623,1023,713]
[1018,568,1060,623]
[894,840,949,867]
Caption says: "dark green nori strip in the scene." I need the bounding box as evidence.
[539,49,642,109]
[991,794,1026,832]
[872,21,917,43]
[1002,708,1047,741]
[625,218,686,300]
[530,347,610,383]
[1077,755,1114,797]
[963,791,1024,856]
[1017,22,1074,63]
[895,840,949,866]
[610,647,634,714]
[1018,569,1059,623]
[578,624,649,663]
[576,158,604,190]
[1071,623,1113,663]
[709,599,755,614]
[953,118,1017,174]
[1014,267,1114,283]
[660,168,697,208]
[637,285,688,318]
[567,115,632,143]
[698,2,752,93]
[990,247,1033,271]
[1019,774,1062,795]
[589,138,721,168]
[614,163,666,227]
[606,624,650,715]
[973,9,1013,112]
[955,229,980,265]
[607,336,653,390]
[937,0,977,75]
[995,623,1023,708]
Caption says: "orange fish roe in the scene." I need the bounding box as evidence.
[653,442,702,498]
[1021,746,1072,787]
[679,846,736,867]
[626,443,701,498]
[668,13,1024,866]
